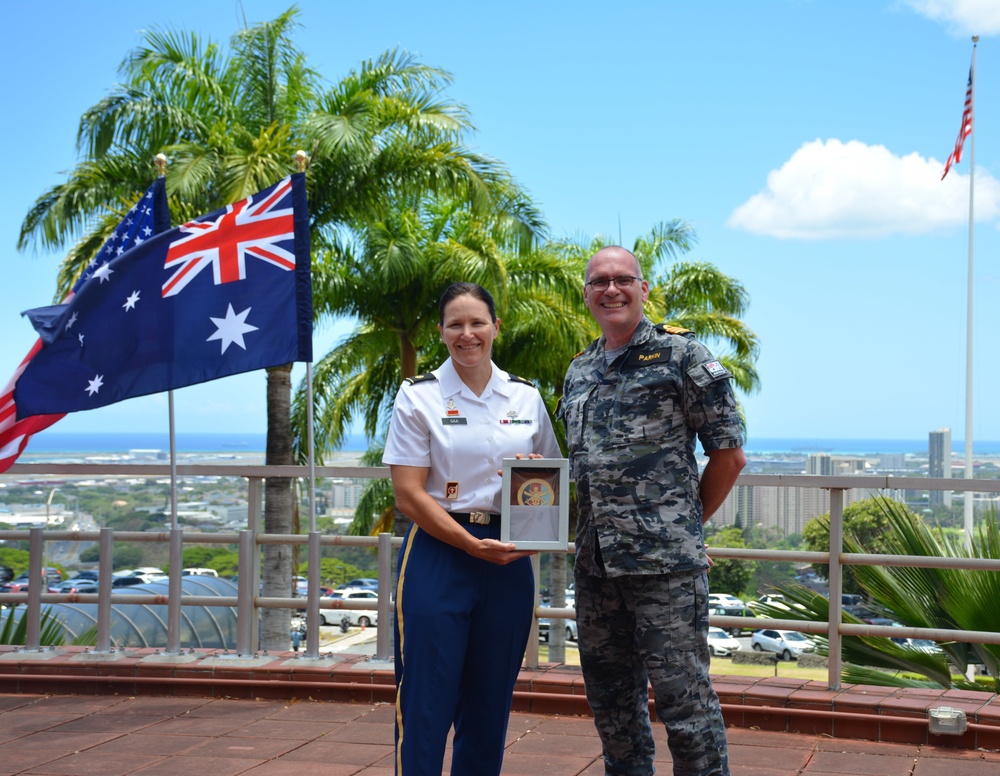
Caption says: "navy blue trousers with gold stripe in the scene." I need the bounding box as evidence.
[393,521,534,775]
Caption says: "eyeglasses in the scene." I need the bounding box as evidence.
[585,275,641,291]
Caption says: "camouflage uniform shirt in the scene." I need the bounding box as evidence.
[560,317,744,578]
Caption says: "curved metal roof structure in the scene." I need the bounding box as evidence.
[3,576,240,649]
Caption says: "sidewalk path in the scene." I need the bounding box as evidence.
[1,692,998,775]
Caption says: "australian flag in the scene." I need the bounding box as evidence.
[14,173,312,417]
[0,178,170,472]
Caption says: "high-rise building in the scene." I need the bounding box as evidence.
[714,483,860,536]
[833,456,868,475]
[330,478,366,510]
[877,453,907,472]
[928,428,952,507]
[806,453,833,476]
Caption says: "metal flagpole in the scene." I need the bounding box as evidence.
[295,149,322,659]
[155,152,183,655]
[963,37,978,548]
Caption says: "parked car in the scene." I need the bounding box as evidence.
[539,615,578,643]
[843,604,894,627]
[890,636,944,654]
[0,566,13,584]
[308,589,379,627]
[706,626,742,657]
[751,629,816,660]
[708,593,745,608]
[1,567,62,593]
[749,593,792,611]
[710,605,757,636]
[111,576,150,589]
[45,577,88,593]
[52,579,99,594]
[295,583,335,596]
[337,577,379,592]
[127,567,166,577]
[181,567,219,577]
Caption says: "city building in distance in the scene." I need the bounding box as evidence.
[928,428,952,508]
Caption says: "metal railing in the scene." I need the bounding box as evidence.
[3,464,1000,688]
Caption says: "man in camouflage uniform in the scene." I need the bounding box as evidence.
[558,246,745,776]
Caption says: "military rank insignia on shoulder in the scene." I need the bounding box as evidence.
[508,374,535,388]
[403,373,437,386]
[655,323,691,336]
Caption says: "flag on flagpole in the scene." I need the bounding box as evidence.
[942,68,973,180]
[13,173,312,418]
[0,178,170,473]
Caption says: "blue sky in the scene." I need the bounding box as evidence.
[3,0,1000,447]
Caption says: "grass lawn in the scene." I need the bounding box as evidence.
[538,644,830,682]
[537,645,997,691]
[708,656,830,681]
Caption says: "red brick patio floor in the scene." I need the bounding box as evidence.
[1,692,999,775]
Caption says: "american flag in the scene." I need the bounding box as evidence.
[0,179,170,473]
[942,68,973,180]
[13,173,312,418]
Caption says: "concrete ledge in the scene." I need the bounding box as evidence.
[733,650,777,665]
[0,645,996,750]
[797,653,829,669]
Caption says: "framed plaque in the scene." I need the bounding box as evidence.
[500,458,569,550]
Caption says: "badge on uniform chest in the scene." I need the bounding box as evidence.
[499,410,532,425]
[442,398,466,424]
[625,349,668,367]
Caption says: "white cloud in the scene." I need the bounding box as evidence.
[727,138,1000,239]
[901,0,1000,36]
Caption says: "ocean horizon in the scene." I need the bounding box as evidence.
[16,431,1000,458]
[19,431,365,457]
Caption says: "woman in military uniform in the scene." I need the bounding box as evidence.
[383,282,561,775]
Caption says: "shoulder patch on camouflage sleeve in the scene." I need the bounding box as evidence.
[508,374,535,388]
[403,373,438,385]
[687,359,732,387]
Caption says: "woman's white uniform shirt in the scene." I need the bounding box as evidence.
[383,358,561,514]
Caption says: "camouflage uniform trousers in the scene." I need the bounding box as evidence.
[575,569,730,776]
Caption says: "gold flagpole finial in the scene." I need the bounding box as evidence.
[294,150,308,172]
[154,153,168,178]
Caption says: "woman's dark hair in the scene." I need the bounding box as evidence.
[438,282,497,324]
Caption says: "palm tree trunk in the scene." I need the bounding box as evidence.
[394,332,419,540]
[261,363,294,651]
[548,553,567,663]
[399,333,418,380]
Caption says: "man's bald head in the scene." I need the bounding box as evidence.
[585,246,641,283]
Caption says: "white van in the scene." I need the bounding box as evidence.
[181,567,219,577]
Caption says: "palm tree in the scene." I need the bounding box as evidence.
[759,497,1000,693]
[298,192,591,665]
[538,223,760,660]
[296,190,589,535]
[17,9,516,650]
[545,221,761,395]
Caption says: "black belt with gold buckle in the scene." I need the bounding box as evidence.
[448,511,494,525]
